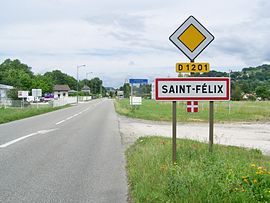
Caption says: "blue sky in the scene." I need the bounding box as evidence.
[0,0,270,87]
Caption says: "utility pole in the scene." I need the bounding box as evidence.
[77,64,86,104]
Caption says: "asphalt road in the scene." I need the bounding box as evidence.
[0,99,127,203]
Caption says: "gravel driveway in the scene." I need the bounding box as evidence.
[118,116,270,155]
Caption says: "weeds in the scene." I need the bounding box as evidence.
[126,137,270,202]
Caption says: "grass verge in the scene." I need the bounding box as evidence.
[115,99,270,122]
[0,105,70,124]
[126,137,270,202]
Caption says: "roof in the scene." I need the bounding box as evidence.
[53,85,70,91]
[0,84,13,90]
[82,85,90,90]
[105,87,115,91]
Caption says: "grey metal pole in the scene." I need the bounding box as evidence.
[76,65,86,104]
[172,101,177,163]
[228,70,231,114]
[77,66,79,104]
[209,101,214,152]
[100,85,102,97]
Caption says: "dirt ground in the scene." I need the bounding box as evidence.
[118,115,270,155]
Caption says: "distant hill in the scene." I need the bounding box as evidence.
[191,64,270,100]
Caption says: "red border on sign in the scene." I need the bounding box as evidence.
[155,77,230,101]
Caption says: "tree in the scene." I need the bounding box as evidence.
[178,73,184,77]
[31,74,53,93]
[43,70,77,90]
[255,86,269,100]
[140,84,151,98]
[0,59,33,76]
[7,88,20,100]
[89,77,103,95]
[240,81,250,94]
[0,59,34,90]
[122,83,131,98]
[231,85,242,101]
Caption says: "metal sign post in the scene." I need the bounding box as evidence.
[172,101,177,163]
[209,101,214,152]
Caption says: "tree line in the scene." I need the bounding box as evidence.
[120,64,270,101]
[1,59,269,101]
[185,64,270,100]
[0,59,105,98]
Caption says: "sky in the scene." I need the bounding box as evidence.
[0,0,270,87]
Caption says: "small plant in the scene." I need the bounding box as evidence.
[235,164,270,201]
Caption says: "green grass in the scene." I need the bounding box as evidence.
[0,105,70,124]
[126,137,270,203]
[115,99,270,122]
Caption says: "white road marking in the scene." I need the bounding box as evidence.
[0,129,57,148]
[55,102,102,126]
[55,108,91,125]
[56,120,65,125]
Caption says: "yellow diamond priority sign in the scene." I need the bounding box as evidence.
[169,16,214,61]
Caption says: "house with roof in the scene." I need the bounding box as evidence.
[53,85,70,99]
[0,83,13,102]
[81,85,91,95]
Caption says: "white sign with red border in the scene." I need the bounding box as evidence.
[155,77,230,101]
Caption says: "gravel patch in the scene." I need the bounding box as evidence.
[118,115,270,155]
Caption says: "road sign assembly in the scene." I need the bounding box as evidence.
[129,79,148,84]
[155,77,230,101]
[187,101,198,113]
[167,16,219,161]
[169,16,214,61]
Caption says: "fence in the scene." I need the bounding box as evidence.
[50,96,92,108]
[0,98,30,108]
[0,96,92,109]
[0,98,50,109]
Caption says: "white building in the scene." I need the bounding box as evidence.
[81,85,91,95]
[53,85,70,99]
[0,83,13,102]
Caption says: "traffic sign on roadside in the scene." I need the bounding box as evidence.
[129,79,148,84]
[32,89,42,97]
[155,77,230,101]
[169,16,214,61]
[130,96,142,105]
[18,91,29,98]
[176,62,210,73]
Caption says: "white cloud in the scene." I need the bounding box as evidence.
[0,0,269,87]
